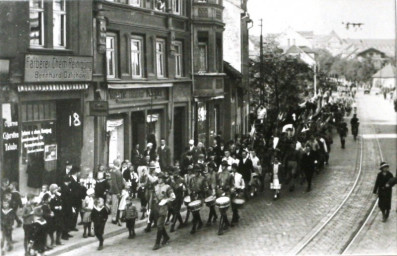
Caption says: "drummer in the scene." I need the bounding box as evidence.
[169,168,185,232]
[216,160,235,235]
[152,172,175,250]
[184,164,194,224]
[203,160,218,226]
[188,164,209,234]
[230,163,245,226]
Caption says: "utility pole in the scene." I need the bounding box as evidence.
[259,19,264,106]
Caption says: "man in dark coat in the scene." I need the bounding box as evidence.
[300,145,316,192]
[69,166,86,229]
[158,138,171,172]
[238,151,253,199]
[373,162,394,222]
[337,121,348,149]
[60,176,73,239]
[180,151,194,177]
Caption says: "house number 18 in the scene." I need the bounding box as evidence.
[69,113,81,127]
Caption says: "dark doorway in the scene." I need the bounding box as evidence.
[131,111,145,157]
[56,99,83,180]
[174,107,186,162]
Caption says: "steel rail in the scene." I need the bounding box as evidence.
[293,136,364,255]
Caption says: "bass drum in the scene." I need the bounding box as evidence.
[188,200,203,212]
[215,196,230,209]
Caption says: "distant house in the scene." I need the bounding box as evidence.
[285,45,316,67]
[372,64,396,89]
[356,48,387,69]
[274,27,313,51]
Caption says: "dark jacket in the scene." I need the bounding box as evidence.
[373,171,394,210]
[109,170,123,195]
[95,179,110,200]
[91,206,110,224]
[238,158,254,183]
[157,146,171,170]
[301,152,316,173]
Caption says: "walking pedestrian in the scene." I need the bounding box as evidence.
[301,145,316,192]
[337,121,348,149]
[1,200,15,254]
[91,197,110,250]
[373,162,394,222]
[125,196,138,239]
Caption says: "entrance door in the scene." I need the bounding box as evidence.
[131,111,145,157]
[174,107,186,162]
[56,99,82,178]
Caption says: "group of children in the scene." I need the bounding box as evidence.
[0,175,141,255]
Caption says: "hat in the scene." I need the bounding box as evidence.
[157,172,166,179]
[379,161,389,170]
[33,207,43,216]
[221,160,229,167]
[147,142,153,148]
[87,188,95,196]
[149,161,156,169]
[69,166,80,175]
[49,184,59,193]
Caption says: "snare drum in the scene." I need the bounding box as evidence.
[183,196,191,206]
[188,200,202,212]
[215,196,230,209]
[204,195,216,207]
[231,198,245,209]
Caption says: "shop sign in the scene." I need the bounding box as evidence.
[109,88,166,101]
[2,103,18,152]
[24,55,92,82]
[89,101,109,116]
[21,127,53,154]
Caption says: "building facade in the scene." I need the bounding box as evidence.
[0,0,93,194]
[93,0,192,165]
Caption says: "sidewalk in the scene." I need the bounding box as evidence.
[6,197,186,256]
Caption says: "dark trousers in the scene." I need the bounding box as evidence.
[191,211,203,232]
[126,218,136,235]
[94,222,106,246]
[231,207,239,223]
[1,228,12,250]
[23,224,32,253]
[207,206,217,223]
[340,136,346,148]
[304,169,314,190]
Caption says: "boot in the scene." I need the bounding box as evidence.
[144,223,151,233]
[152,230,162,250]
[161,229,170,245]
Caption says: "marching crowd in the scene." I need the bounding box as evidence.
[2,89,394,255]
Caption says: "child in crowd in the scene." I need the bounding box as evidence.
[1,179,11,203]
[271,156,282,200]
[41,194,55,249]
[48,184,63,245]
[95,171,110,202]
[22,193,36,255]
[125,196,138,239]
[1,200,15,254]
[117,183,130,225]
[30,207,47,256]
[129,165,139,199]
[9,182,23,228]
[37,185,50,203]
[91,197,110,250]
[82,188,95,238]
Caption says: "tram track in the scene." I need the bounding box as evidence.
[292,95,384,255]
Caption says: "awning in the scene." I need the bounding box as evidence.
[108,83,173,89]
[18,84,88,92]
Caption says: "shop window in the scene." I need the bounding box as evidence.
[172,0,181,15]
[53,0,66,48]
[21,102,56,122]
[129,0,141,6]
[156,39,166,78]
[174,41,183,77]
[29,0,44,47]
[131,36,143,78]
[106,35,116,78]
[198,43,208,72]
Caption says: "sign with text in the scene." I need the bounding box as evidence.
[24,55,92,82]
[89,101,109,116]
[109,88,167,101]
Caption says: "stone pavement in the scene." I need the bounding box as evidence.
[62,125,363,255]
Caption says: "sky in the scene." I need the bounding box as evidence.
[247,0,395,39]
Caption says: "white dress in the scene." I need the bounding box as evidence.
[271,163,281,190]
